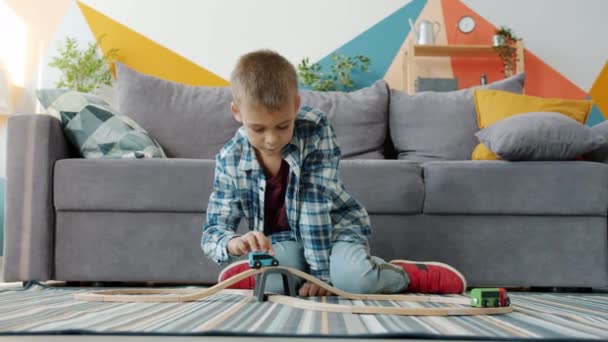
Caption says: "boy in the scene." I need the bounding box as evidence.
[201,50,466,296]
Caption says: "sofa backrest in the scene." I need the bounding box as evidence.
[115,62,390,160]
[389,73,526,162]
[299,81,389,159]
[116,63,239,159]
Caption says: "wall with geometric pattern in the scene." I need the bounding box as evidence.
[3,0,608,123]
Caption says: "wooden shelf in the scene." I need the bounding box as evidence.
[414,44,500,57]
[402,40,525,94]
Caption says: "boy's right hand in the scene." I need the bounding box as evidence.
[227,231,275,256]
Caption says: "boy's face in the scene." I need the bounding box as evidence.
[231,95,300,158]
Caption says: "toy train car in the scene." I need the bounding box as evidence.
[248,252,279,269]
[470,288,511,307]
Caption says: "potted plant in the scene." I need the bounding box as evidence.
[297,53,371,91]
[48,35,119,94]
[492,26,520,78]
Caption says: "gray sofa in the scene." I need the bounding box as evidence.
[3,64,608,289]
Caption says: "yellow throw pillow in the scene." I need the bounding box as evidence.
[472,143,500,160]
[472,90,592,160]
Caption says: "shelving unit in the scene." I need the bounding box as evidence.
[402,39,525,94]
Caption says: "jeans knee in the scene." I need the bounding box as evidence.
[265,240,306,294]
[272,240,307,271]
[330,261,377,294]
[331,272,377,294]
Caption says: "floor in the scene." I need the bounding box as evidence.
[1,257,606,341]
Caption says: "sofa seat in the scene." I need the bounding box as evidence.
[54,159,217,212]
[339,160,424,214]
[423,161,608,215]
[54,159,425,215]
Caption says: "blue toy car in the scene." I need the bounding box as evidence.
[249,252,279,269]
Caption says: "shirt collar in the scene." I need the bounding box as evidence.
[237,126,300,175]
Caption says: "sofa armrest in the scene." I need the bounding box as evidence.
[3,114,74,281]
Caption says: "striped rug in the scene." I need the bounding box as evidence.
[0,282,607,339]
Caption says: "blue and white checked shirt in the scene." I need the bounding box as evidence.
[201,107,371,282]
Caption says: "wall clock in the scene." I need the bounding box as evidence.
[457,15,476,34]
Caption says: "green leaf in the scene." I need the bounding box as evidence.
[297,53,372,91]
[48,35,119,94]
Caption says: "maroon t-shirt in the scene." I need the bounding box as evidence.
[264,159,291,235]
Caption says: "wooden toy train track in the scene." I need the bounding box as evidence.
[74,266,513,316]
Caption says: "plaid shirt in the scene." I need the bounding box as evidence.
[201,107,371,282]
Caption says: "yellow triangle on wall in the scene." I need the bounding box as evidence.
[590,62,608,119]
[77,1,228,86]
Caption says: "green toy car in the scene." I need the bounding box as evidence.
[470,288,511,307]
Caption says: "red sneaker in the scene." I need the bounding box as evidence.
[390,260,467,294]
[217,260,256,289]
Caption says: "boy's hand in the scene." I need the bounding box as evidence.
[298,282,335,297]
[227,232,275,256]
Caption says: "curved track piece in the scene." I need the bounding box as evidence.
[74,266,513,316]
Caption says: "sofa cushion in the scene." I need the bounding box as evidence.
[585,120,608,163]
[54,159,216,212]
[422,161,608,215]
[475,112,605,161]
[37,89,166,159]
[54,159,423,214]
[389,73,525,162]
[116,62,240,159]
[338,160,423,214]
[474,90,592,129]
[299,81,389,159]
[472,90,593,160]
[117,62,390,160]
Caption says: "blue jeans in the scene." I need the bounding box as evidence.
[264,240,409,294]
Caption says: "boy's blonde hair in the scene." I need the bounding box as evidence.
[230,50,298,110]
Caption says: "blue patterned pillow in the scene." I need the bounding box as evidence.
[36,89,166,159]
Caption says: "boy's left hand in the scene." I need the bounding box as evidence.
[298,282,335,297]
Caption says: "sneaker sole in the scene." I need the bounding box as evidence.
[389,259,468,294]
[217,259,251,283]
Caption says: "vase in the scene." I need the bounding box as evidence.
[492,34,506,46]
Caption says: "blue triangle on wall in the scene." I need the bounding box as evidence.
[587,97,606,126]
[309,0,427,91]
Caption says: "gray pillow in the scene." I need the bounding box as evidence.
[300,80,389,159]
[475,112,605,161]
[36,89,166,159]
[390,73,526,161]
[585,120,608,162]
[117,62,390,160]
[116,62,239,159]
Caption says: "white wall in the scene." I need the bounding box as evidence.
[463,0,608,91]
